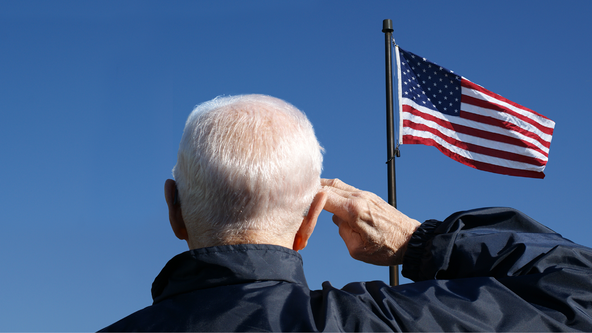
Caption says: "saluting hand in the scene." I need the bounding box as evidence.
[321,178,421,266]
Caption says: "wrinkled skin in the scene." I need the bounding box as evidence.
[321,178,421,266]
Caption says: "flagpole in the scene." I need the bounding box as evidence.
[382,19,399,287]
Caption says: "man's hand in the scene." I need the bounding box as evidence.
[321,178,421,266]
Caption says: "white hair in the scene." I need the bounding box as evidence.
[173,94,323,245]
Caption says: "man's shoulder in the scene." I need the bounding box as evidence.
[98,305,156,332]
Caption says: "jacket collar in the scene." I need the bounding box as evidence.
[151,244,308,304]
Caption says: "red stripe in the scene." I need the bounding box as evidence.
[403,120,547,166]
[459,107,551,149]
[402,104,549,157]
[461,94,554,137]
[461,79,553,122]
[403,135,546,178]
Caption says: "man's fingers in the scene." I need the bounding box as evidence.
[322,185,356,199]
[321,178,359,192]
[322,190,353,217]
[322,178,366,202]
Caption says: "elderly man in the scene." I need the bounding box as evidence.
[100,94,592,332]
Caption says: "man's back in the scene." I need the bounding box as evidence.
[101,245,325,332]
[100,208,592,332]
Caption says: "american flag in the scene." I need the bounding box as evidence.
[396,47,555,178]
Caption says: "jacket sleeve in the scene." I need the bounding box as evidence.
[395,207,592,331]
[402,206,585,281]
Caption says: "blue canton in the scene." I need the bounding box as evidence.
[399,48,462,116]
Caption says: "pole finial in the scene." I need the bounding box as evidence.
[382,19,393,33]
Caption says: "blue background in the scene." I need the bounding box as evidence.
[1,1,590,331]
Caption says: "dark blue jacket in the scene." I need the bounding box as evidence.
[100,208,592,331]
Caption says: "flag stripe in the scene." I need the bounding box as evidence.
[459,103,552,149]
[462,81,554,136]
[403,119,547,166]
[402,103,550,156]
[402,130,545,171]
[403,136,546,178]
[461,79,554,128]
[462,94,553,138]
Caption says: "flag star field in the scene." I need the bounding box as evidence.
[399,50,462,116]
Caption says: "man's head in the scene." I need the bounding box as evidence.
[165,94,326,250]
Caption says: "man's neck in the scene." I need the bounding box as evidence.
[187,233,294,251]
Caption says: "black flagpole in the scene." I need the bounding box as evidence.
[382,19,399,287]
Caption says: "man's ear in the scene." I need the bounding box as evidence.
[293,190,328,251]
[164,179,188,241]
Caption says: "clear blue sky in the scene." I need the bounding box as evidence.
[1,1,591,331]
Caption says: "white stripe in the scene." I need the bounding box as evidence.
[401,98,550,154]
[402,110,549,161]
[462,82,556,129]
[404,129,546,172]
[461,100,553,143]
